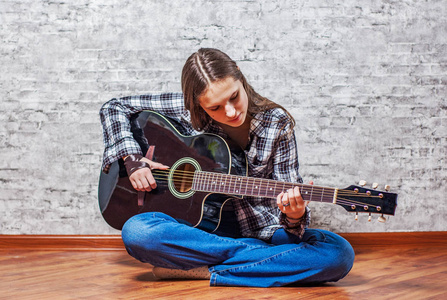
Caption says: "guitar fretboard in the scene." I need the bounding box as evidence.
[192,171,337,203]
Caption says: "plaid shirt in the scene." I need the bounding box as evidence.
[100,93,310,240]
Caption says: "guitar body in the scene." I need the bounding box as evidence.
[98,111,246,233]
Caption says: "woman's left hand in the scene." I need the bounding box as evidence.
[276,184,311,219]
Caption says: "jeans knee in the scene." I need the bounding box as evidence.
[121,215,140,250]
[324,233,355,281]
[121,213,170,260]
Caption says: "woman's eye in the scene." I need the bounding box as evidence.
[230,92,239,101]
[210,106,219,111]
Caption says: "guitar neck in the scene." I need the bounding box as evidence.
[193,171,337,204]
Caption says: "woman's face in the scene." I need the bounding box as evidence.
[198,77,249,128]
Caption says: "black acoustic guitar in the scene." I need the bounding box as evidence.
[98,111,398,232]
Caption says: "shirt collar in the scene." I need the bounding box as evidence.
[250,111,267,137]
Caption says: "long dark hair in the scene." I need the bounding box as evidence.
[181,48,295,130]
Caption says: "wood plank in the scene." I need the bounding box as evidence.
[0,235,124,250]
[340,231,447,248]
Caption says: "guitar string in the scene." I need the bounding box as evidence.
[133,170,383,213]
[147,172,386,211]
[149,169,384,199]
[149,174,382,203]
[150,169,385,198]
[147,170,386,208]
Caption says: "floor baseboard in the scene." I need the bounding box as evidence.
[0,232,445,251]
[0,235,125,251]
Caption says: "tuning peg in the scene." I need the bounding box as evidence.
[385,185,390,191]
[378,214,387,223]
[368,213,372,222]
[372,182,378,189]
[355,212,358,221]
[359,180,367,186]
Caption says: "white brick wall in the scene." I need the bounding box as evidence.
[1,0,446,234]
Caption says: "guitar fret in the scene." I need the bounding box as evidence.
[216,173,221,192]
[208,173,215,191]
[255,178,260,196]
[265,180,270,198]
[204,173,211,191]
[192,172,198,190]
[252,178,256,196]
[223,174,228,193]
[220,173,225,193]
[233,176,239,194]
[196,172,202,191]
[244,177,249,196]
[209,173,214,191]
[300,185,311,201]
[237,176,242,194]
[310,185,314,202]
[218,174,222,192]
[205,172,211,192]
[209,173,212,191]
[273,181,277,198]
[225,176,234,194]
[215,173,220,192]
[200,172,205,191]
[229,176,233,194]
[197,172,203,191]
[249,178,253,196]
[200,172,207,192]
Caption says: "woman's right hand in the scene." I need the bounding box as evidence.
[124,155,169,192]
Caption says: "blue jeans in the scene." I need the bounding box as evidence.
[121,212,355,287]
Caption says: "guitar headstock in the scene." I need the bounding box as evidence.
[336,181,398,222]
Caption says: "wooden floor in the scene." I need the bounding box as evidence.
[1,233,446,300]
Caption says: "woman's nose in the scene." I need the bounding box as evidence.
[225,104,236,118]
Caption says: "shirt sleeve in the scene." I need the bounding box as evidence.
[272,114,310,238]
[279,207,311,238]
[271,118,302,184]
[99,93,187,173]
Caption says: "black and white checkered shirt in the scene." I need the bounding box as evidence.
[100,93,310,240]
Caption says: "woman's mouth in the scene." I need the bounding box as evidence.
[229,113,241,123]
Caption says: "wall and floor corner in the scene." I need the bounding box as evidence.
[1,0,446,235]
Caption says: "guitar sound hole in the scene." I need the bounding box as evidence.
[172,163,196,193]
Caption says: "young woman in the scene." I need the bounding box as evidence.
[100,48,354,287]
